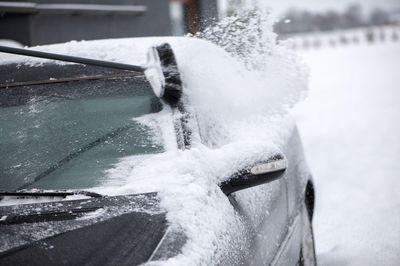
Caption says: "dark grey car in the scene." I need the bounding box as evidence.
[0,38,316,265]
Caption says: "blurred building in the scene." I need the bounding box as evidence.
[0,0,218,46]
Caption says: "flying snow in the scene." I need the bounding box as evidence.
[98,11,309,265]
[1,10,309,265]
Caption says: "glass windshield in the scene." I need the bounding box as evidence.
[0,76,164,191]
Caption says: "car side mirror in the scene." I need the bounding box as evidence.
[219,155,288,196]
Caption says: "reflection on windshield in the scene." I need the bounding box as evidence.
[0,77,164,191]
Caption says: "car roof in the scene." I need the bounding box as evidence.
[0,36,198,67]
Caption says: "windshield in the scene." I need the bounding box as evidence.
[0,75,164,191]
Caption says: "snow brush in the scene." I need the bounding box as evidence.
[0,43,183,107]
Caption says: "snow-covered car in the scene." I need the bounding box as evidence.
[0,37,316,265]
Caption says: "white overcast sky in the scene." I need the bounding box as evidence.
[218,0,400,16]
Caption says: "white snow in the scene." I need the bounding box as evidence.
[4,8,398,264]
[76,208,106,221]
[0,37,158,67]
[92,36,307,264]
[0,39,23,48]
[2,19,308,264]
[0,15,310,264]
[293,41,400,265]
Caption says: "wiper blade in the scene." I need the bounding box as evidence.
[0,190,104,225]
[0,206,101,225]
[0,190,103,198]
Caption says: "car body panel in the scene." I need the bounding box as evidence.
[229,127,311,265]
[0,193,176,265]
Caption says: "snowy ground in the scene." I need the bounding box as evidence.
[293,41,400,265]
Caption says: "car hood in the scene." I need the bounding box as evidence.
[0,193,182,265]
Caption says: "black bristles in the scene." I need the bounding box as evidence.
[155,43,183,107]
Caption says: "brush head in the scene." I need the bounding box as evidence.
[145,43,183,107]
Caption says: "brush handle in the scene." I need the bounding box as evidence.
[0,45,145,73]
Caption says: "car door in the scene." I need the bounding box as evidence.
[230,158,289,265]
[270,128,311,265]
[186,112,290,264]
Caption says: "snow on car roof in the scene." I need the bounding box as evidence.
[0,36,184,67]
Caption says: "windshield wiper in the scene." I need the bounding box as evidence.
[0,190,104,225]
[0,206,102,225]
[0,190,102,198]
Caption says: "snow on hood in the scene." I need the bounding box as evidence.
[1,27,308,264]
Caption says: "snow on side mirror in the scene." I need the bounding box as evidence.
[220,156,288,196]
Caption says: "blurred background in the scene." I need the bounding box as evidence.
[1,0,399,265]
[1,0,399,46]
